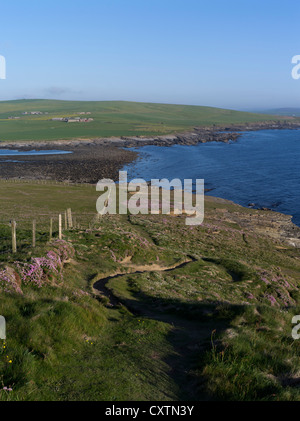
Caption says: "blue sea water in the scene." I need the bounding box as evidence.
[0,149,72,157]
[122,130,300,226]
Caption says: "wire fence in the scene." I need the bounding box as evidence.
[0,208,99,260]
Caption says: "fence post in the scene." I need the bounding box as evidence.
[11,221,17,254]
[59,214,62,240]
[32,220,36,248]
[64,211,68,230]
[67,208,73,229]
[50,218,53,241]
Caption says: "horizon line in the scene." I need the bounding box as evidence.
[0,98,298,113]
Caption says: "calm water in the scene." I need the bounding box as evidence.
[0,149,72,157]
[122,130,300,226]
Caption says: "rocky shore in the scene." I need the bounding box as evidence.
[0,144,137,184]
[114,120,300,147]
[0,120,300,248]
[207,196,300,248]
[0,118,299,184]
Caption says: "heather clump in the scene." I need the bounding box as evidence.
[0,267,22,295]
[0,240,75,291]
[51,239,75,262]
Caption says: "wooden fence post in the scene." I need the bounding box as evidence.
[32,220,36,248]
[50,218,53,241]
[11,221,17,254]
[64,211,68,230]
[59,214,62,240]
[67,208,73,229]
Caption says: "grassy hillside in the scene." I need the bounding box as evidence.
[1,180,300,401]
[0,99,282,142]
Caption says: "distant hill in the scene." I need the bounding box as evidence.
[0,99,284,142]
[259,108,300,117]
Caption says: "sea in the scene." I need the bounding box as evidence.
[0,149,72,156]
[122,130,300,226]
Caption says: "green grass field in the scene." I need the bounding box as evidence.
[1,180,300,401]
[0,99,284,142]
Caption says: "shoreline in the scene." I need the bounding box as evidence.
[0,121,299,184]
[204,196,300,248]
[0,120,299,150]
[0,122,300,247]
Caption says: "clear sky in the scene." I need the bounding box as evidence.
[0,0,299,109]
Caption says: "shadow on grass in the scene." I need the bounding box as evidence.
[95,272,249,400]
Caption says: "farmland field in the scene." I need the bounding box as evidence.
[0,99,281,142]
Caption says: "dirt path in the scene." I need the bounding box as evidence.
[93,256,196,306]
[93,255,226,400]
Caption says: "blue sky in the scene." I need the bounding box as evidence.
[0,0,299,109]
